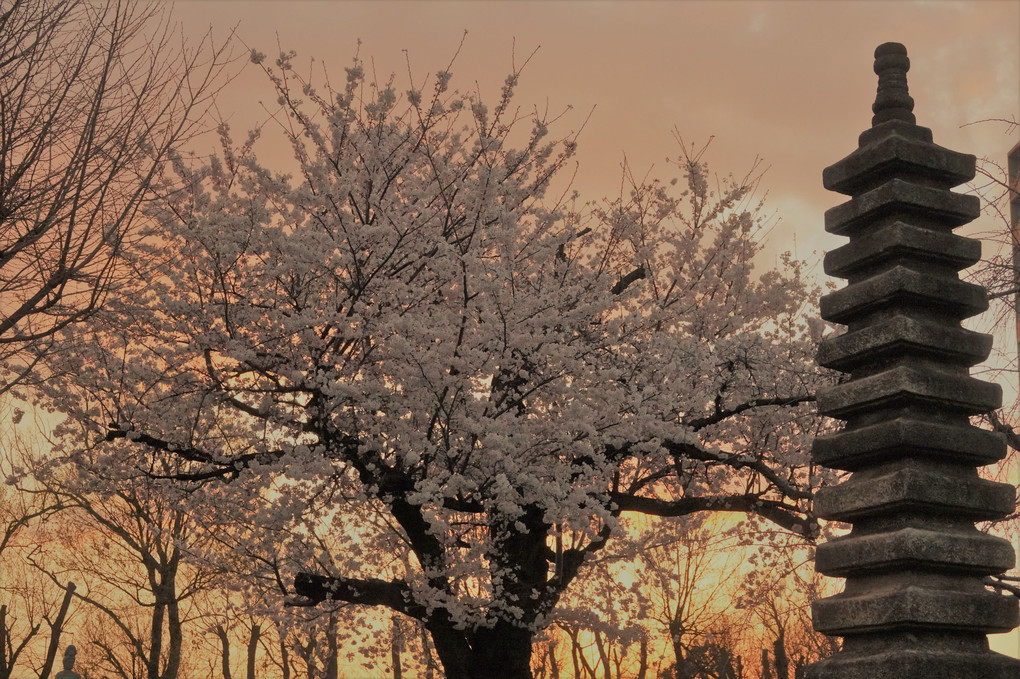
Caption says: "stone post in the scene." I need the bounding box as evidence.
[1009,140,1020,378]
[806,43,1020,678]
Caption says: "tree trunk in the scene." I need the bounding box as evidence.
[471,624,534,679]
[570,629,583,679]
[1,604,9,679]
[772,635,789,679]
[296,637,315,679]
[668,621,695,679]
[246,623,260,679]
[566,625,596,679]
[325,614,339,679]
[215,625,232,679]
[419,624,436,679]
[429,619,535,679]
[38,582,74,679]
[635,636,648,679]
[671,649,695,679]
[390,618,402,679]
[548,642,560,679]
[164,583,183,679]
[278,633,291,679]
[593,631,610,679]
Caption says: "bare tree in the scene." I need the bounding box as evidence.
[967,117,1019,320]
[641,519,743,679]
[0,0,231,392]
[737,546,839,679]
[1,403,71,679]
[30,476,213,679]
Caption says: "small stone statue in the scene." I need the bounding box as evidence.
[54,645,81,679]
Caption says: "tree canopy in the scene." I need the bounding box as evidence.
[36,47,833,679]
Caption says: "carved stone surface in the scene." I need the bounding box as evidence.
[806,43,1020,679]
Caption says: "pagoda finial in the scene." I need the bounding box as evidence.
[872,42,915,126]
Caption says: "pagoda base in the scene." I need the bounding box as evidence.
[804,647,1020,679]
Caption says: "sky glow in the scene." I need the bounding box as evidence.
[174,0,1019,270]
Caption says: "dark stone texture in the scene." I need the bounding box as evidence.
[859,120,934,148]
[824,179,980,236]
[816,527,1016,576]
[823,222,980,279]
[871,43,915,126]
[807,42,1020,679]
[812,584,1018,635]
[817,315,992,372]
[806,648,1020,679]
[816,364,1001,419]
[812,418,1006,470]
[814,459,1014,519]
[819,265,987,324]
[823,134,976,196]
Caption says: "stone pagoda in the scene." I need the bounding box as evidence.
[807,43,1020,678]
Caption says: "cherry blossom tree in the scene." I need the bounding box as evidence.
[38,46,832,679]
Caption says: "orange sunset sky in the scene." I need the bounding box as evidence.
[171,0,1020,660]
[173,0,1019,269]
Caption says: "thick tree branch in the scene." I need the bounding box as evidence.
[611,267,646,295]
[662,438,813,502]
[292,573,425,619]
[105,425,286,480]
[612,491,817,537]
[684,394,816,432]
